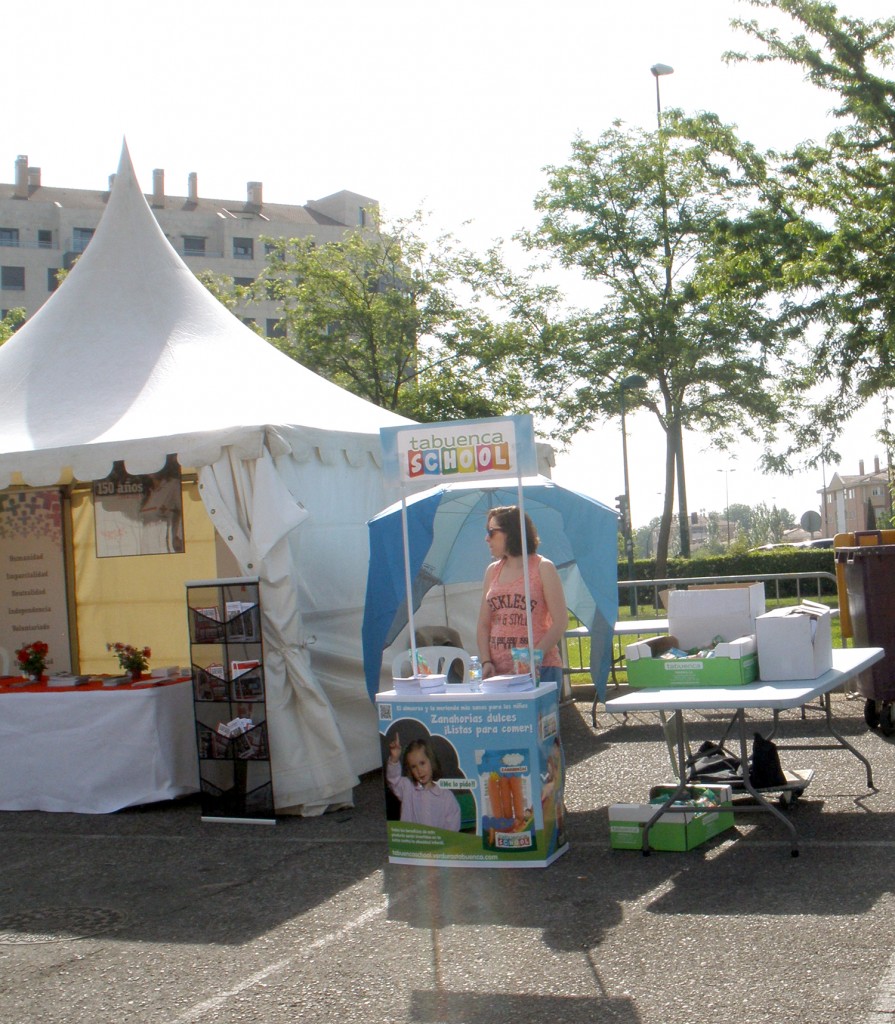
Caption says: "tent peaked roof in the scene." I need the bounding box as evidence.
[0,141,408,486]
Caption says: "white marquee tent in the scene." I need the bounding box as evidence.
[0,142,411,813]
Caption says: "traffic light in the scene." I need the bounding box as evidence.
[615,494,628,534]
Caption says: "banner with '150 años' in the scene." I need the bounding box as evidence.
[380,416,538,490]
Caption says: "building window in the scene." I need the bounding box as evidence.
[183,235,206,256]
[234,277,254,287]
[233,237,254,260]
[358,207,366,227]
[72,227,95,253]
[47,268,60,292]
[0,228,20,248]
[37,229,52,249]
[266,318,286,339]
[0,266,25,290]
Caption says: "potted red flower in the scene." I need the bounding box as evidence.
[16,640,49,681]
[107,642,151,681]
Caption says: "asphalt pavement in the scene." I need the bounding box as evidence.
[2,684,895,1024]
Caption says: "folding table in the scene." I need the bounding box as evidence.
[604,646,884,855]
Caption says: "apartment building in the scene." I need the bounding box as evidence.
[0,154,377,335]
[821,456,893,536]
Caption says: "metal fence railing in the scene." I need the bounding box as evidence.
[618,571,838,615]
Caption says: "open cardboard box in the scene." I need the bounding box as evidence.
[756,600,833,681]
[664,582,765,651]
[626,633,758,688]
[609,783,735,851]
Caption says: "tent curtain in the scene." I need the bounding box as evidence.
[198,443,357,814]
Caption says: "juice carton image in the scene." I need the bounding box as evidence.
[478,748,536,852]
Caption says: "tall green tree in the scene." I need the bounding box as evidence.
[524,112,798,574]
[746,501,796,546]
[727,0,895,463]
[253,211,561,424]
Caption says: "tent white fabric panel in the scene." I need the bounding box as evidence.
[0,141,411,812]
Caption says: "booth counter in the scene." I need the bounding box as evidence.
[0,676,198,813]
[376,681,568,868]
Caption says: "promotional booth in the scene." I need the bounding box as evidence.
[365,416,617,866]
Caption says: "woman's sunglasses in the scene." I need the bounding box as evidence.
[486,527,505,538]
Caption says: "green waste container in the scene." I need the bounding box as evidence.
[836,540,895,709]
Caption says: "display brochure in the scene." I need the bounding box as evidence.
[233,673,264,701]
[193,669,228,701]
[225,601,259,641]
[376,683,567,868]
[193,607,222,643]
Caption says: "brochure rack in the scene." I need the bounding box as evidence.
[186,577,275,824]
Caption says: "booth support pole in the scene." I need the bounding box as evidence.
[399,497,420,675]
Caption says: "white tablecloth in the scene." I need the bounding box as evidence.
[0,680,199,813]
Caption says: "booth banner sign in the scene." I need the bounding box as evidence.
[380,415,538,490]
[375,685,568,868]
[0,489,71,673]
[93,455,184,558]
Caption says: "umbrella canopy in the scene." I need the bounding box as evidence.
[362,476,619,701]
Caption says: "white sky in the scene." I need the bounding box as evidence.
[3,0,892,526]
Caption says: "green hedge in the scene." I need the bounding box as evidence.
[616,549,837,602]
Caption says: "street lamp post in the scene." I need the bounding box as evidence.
[717,467,736,545]
[650,62,690,558]
[621,374,647,615]
[650,63,674,273]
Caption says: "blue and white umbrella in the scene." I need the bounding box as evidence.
[362,475,619,701]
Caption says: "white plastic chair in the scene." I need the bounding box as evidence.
[392,646,472,685]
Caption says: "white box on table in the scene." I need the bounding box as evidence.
[756,601,833,680]
[666,583,765,650]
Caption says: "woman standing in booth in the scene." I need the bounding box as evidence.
[476,505,567,685]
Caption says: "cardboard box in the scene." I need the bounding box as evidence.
[666,583,766,651]
[626,633,758,688]
[609,784,735,851]
[756,601,833,681]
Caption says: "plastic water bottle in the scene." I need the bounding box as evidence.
[469,656,482,691]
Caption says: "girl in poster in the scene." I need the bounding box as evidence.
[386,732,461,831]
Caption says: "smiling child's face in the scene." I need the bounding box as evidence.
[405,747,433,786]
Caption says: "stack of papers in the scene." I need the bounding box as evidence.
[481,673,535,693]
[392,673,447,695]
[46,674,91,688]
[102,676,132,687]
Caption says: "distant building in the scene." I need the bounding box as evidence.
[0,154,377,336]
[821,457,892,536]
